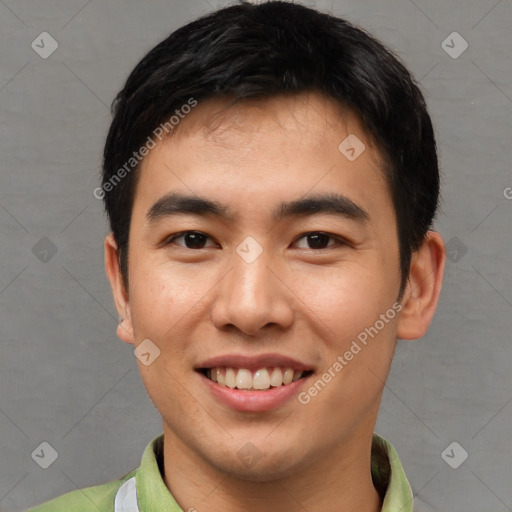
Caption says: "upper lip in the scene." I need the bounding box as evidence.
[195,353,314,372]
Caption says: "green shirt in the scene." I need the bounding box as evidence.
[26,433,424,512]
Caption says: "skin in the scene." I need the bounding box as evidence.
[105,91,445,512]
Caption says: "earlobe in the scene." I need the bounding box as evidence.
[104,233,135,345]
[397,231,446,340]
[116,320,134,345]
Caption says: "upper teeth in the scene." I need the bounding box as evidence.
[208,367,304,390]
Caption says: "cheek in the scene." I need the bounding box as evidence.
[302,273,398,424]
[128,258,215,341]
[294,259,393,342]
[128,265,179,340]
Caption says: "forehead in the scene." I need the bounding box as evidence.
[167,92,376,157]
[133,91,392,225]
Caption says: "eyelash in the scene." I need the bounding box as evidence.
[163,231,348,251]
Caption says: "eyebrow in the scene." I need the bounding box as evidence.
[146,192,370,224]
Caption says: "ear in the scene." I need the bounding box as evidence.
[397,230,446,340]
[104,233,135,345]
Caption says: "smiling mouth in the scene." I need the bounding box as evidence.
[199,367,314,391]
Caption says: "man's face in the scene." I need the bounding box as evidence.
[118,92,403,479]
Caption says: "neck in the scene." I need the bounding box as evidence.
[161,426,381,512]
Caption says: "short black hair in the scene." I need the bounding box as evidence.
[101,0,439,299]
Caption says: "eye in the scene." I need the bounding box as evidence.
[164,231,217,249]
[293,232,344,250]
[164,231,346,251]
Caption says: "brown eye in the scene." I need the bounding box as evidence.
[166,231,215,249]
[294,232,341,250]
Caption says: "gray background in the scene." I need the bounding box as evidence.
[0,0,511,511]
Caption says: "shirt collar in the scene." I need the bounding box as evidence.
[133,433,414,511]
[372,433,414,512]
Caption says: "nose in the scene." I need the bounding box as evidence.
[210,246,294,337]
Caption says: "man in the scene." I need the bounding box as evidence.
[28,1,445,511]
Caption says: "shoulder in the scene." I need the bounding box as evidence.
[25,471,136,512]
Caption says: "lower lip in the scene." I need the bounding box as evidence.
[199,372,311,412]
